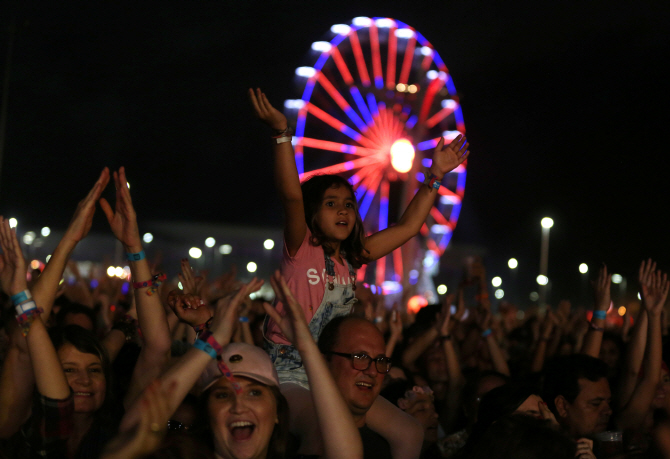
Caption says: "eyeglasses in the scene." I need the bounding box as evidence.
[327,351,392,374]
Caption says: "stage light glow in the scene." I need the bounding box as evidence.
[107,266,115,277]
[114,266,124,278]
[408,84,417,93]
[247,262,257,273]
[296,67,316,78]
[541,217,554,228]
[189,247,202,259]
[408,295,428,313]
[8,218,17,228]
[264,239,275,250]
[23,231,36,245]
[612,274,623,284]
[579,263,588,274]
[219,244,232,255]
[495,289,504,299]
[205,237,216,248]
[437,284,447,295]
[330,24,351,35]
[30,260,40,269]
[618,306,626,316]
[143,233,153,243]
[536,275,549,285]
[311,41,332,52]
[492,276,502,287]
[41,227,51,237]
[508,258,518,269]
[390,139,415,173]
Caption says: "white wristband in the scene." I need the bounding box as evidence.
[15,300,38,316]
[275,136,292,144]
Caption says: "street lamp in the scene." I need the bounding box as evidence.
[508,258,518,269]
[539,217,553,306]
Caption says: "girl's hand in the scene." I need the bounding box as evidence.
[389,303,403,340]
[0,217,27,295]
[642,269,669,318]
[178,258,204,296]
[209,278,264,346]
[63,168,110,244]
[264,270,312,349]
[249,88,288,131]
[539,400,558,425]
[99,167,142,251]
[166,291,210,327]
[430,134,469,179]
[592,264,611,312]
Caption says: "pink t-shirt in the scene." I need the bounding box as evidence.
[266,229,355,345]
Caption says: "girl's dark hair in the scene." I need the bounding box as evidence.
[196,382,290,459]
[49,325,120,458]
[301,175,367,268]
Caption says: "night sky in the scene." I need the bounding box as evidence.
[1,1,669,304]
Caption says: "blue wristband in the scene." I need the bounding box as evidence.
[11,290,31,305]
[592,310,607,320]
[238,316,249,323]
[126,250,146,262]
[193,339,217,359]
[481,328,493,338]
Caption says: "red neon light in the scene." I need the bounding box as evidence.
[393,248,403,280]
[306,104,378,149]
[330,46,354,85]
[349,30,371,86]
[398,36,416,85]
[425,104,457,129]
[421,53,433,71]
[370,24,382,87]
[317,73,355,115]
[418,77,445,125]
[438,187,461,201]
[298,137,377,156]
[376,256,386,286]
[420,223,429,236]
[300,156,381,181]
[386,27,397,89]
[430,206,453,229]
[356,264,367,282]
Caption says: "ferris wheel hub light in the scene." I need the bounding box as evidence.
[390,139,415,173]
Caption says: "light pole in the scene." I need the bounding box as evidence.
[508,258,518,304]
[579,263,589,307]
[539,217,553,307]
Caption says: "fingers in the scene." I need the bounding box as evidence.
[249,88,262,115]
[262,301,283,325]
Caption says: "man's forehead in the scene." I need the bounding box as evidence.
[576,377,611,398]
[336,320,385,353]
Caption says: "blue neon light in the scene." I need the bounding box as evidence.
[366,93,379,117]
[417,138,438,150]
[451,202,462,222]
[375,76,384,89]
[432,52,446,70]
[341,144,356,154]
[122,282,129,295]
[440,232,453,248]
[446,75,457,95]
[378,101,386,111]
[457,170,466,191]
[359,188,376,220]
[350,174,361,185]
[402,105,412,116]
[422,158,432,168]
[356,184,367,199]
[344,107,367,131]
[379,194,389,231]
[350,87,374,125]
[315,53,329,71]
[454,107,464,124]
[416,172,425,182]
[406,115,418,129]
[341,125,362,141]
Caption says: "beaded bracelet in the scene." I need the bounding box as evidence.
[16,307,44,337]
[424,173,441,190]
[133,273,167,296]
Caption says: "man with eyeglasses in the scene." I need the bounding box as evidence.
[318,316,410,459]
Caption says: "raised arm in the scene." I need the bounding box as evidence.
[531,310,557,373]
[581,264,611,357]
[618,260,654,409]
[99,167,172,408]
[617,269,668,430]
[249,88,306,255]
[265,271,363,459]
[364,135,469,261]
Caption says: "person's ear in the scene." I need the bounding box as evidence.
[554,395,569,419]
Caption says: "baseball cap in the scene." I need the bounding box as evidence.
[196,343,279,395]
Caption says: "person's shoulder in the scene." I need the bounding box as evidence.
[284,227,321,263]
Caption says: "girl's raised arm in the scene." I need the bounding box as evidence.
[249,88,306,255]
[99,167,173,408]
[364,135,469,262]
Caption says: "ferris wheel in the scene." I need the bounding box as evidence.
[284,16,467,296]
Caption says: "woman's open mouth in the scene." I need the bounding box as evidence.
[229,421,256,441]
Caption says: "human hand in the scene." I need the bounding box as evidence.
[0,217,27,295]
[538,400,558,426]
[389,304,403,341]
[63,168,110,244]
[264,271,312,350]
[592,264,611,312]
[454,289,466,322]
[249,88,288,131]
[101,380,175,459]
[540,310,557,340]
[98,167,142,251]
[430,134,469,179]
[437,297,453,336]
[575,438,595,459]
[166,291,210,327]
[177,259,204,296]
[476,307,492,332]
[641,269,669,318]
[210,278,264,346]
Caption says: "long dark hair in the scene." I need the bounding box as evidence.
[301,174,368,268]
[196,382,290,459]
[49,325,120,459]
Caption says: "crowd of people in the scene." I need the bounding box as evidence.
[1,90,669,459]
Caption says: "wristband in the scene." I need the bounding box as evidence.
[239,316,249,323]
[193,339,217,359]
[126,250,146,261]
[588,321,604,332]
[374,316,384,324]
[592,310,607,320]
[133,273,167,296]
[424,173,441,190]
[15,307,44,337]
[275,136,292,144]
[15,299,38,316]
[271,126,290,138]
[481,328,493,338]
[199,331,223,355]
[11,290,32,305]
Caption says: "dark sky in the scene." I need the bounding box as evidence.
[1,1,669,303]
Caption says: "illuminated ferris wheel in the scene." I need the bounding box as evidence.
[284,16,467,295]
